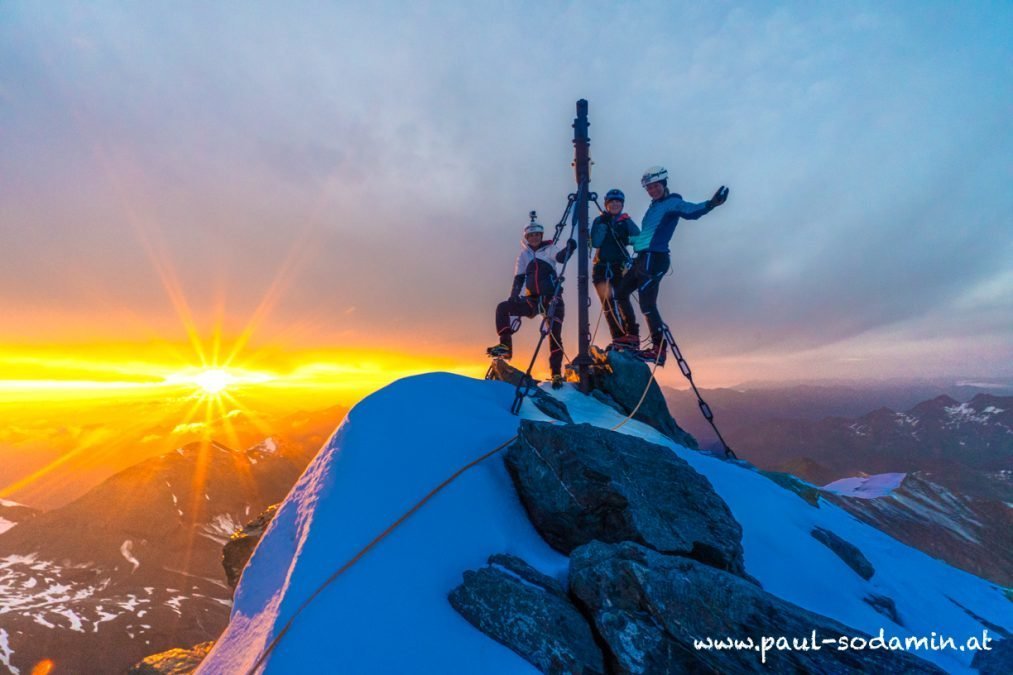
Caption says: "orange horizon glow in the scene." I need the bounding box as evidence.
[0,341,487,402]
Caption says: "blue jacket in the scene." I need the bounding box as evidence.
[631,191,713,253]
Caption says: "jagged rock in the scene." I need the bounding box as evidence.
[128,641,214,674]
[864,594,903,626]
[811,526,875,580]
[485,358,573,423]
[589,387,626,415]
[449,554,605,675]
[972,636,1013,675]
[223,504,279,589]
[505,420,745,576]
[568,541,943,674]
[758,469,821,507]
[486,553,566,594]
[589,347,697,447]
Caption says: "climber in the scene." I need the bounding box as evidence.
[590,188,640,350]
[488,216,576,389]
[614,165,729,365]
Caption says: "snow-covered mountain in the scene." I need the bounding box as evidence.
[0,499,39,536]
[728,394,1012,483]
[822,471,1013,587]
[0,436,317,675]
[199,373,1012,674]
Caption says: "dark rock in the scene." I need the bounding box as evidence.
[758,470,822,507]
[589,388,626,415]
[449,554,605,675]
[505,420,746,576]
[486,358,573,423]
[589,347,698,447]
[487,553,566,596]
[222,504,279,589]
[863,594,903,626]
[569,541,943,674]
[811,526,875,580]
[127,641,214,674]
[972,636,1013,675]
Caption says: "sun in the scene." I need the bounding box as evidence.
[192,369,234,395]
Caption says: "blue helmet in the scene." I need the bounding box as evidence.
[604,188,625,204]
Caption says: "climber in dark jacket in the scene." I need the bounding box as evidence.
[488,217,576,388]
[591,188,640,349]
[614,165,728,365]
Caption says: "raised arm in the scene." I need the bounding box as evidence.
[554,239,577,263]
[679,186,729,220]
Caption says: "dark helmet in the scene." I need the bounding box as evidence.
[604,188,625,204]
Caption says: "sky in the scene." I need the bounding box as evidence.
[1,0,1011,393]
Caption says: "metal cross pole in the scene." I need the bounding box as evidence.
[571,99,593,392]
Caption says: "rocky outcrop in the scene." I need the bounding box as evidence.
[758,469,821,507]
[972,636,1013,675]
[485,358,573,423]
[449,554,605,674]
[505,420,745,576]
[810,526,875,580]
[864,594,903,626]
[223,504,279,589]
[569,541,942,674]
[589,347,697,447]
[127,641,214,674]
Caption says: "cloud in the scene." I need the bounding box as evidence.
[1,1,1010,381]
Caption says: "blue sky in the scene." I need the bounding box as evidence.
[1,1,1010,385]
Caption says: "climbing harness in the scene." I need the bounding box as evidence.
[509,183,585,415]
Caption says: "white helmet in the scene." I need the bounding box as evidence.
[641,165,668,187]
[524,222,544,235]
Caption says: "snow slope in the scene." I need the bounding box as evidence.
[823,472,908,498]
[200,374,1012,674]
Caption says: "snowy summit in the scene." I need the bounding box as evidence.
[199,373,1012,674]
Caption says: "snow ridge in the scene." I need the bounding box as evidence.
[199,374,1013,675]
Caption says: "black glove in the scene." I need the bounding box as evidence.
[566,238,577,252]
[708,186,729,208]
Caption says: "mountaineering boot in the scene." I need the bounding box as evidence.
[551,374,564,390]
[486,343,512,360]
[638,342,667,366]
[609,334,640,352]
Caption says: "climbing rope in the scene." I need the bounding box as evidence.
[245,434,519,675]
[247,335,735,673]
[610,336,667,432]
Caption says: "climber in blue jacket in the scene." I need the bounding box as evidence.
[614,165,729,365]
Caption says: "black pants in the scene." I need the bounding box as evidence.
[495,295,565,375]
[614,252,670,347]
[592,262,636,341]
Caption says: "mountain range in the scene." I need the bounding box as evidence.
[0,435,316,674]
